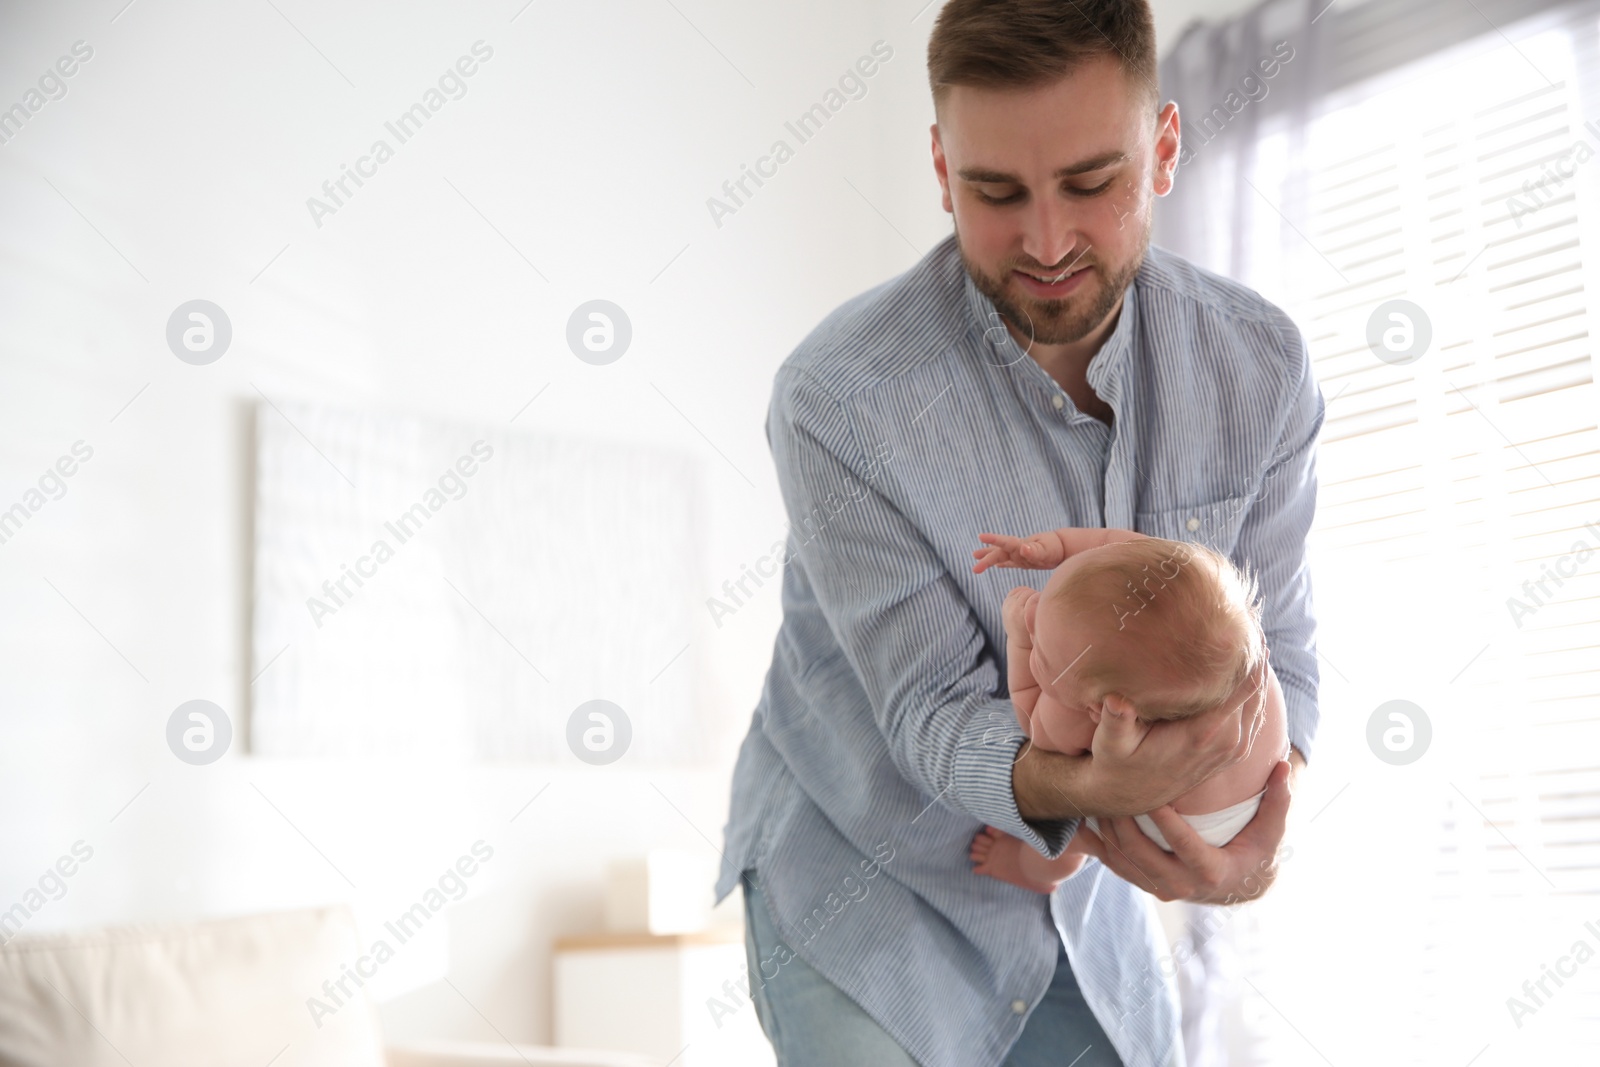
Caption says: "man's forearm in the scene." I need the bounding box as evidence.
[1013,745,1095,822]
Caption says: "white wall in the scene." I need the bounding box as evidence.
[0,0,1252,1047]
[1152,0,1266,51]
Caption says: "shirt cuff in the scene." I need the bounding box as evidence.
[950,695,1079,859]
[1281,675,1318,767]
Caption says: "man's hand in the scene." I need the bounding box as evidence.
[1013,650,1271,820]
[1084,669,1268,811]
[1072,748,1303,904]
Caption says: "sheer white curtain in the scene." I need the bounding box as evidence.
[1154,0,1600,1062]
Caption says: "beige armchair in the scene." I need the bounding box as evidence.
[0,905,658,1067]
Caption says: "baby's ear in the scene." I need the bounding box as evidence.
[1101,693,1130,719]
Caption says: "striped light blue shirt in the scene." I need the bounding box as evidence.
[714,233,1323,1067]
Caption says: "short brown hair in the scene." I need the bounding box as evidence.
[1042,537,1266,720]
[927,0,1160,119]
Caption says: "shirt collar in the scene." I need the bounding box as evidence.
[961,261,1139,402]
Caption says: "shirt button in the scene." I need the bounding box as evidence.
[1011,998,1028,1014]
[1051,394,1065,410]
[1186,516,1201,531]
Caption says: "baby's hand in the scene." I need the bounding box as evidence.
[972,530,1068,572]
[999,586,1043,726]
[1001,586,1036,647]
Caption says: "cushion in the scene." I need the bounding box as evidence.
[0,905,385,1067]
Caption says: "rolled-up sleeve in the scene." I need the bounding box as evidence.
[768,363,1078,858]
[1238,322,1326,764]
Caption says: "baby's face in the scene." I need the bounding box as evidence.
[1026,550,1113,723]
[1027,543,1193,725]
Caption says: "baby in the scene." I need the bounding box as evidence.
[966,526,1289,894]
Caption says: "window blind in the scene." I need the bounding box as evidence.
[1221,5,1600,1061]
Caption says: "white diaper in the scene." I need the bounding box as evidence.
[1084,789,1266,852]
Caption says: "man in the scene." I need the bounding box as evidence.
[713,2,1323,1065]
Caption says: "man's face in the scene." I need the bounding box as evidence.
[930,55,1179,347]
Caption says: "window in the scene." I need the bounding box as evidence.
[1173,4,1600,1061]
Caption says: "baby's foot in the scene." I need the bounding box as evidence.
[969,826,1068,895]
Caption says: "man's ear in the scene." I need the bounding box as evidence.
[931,123,954,214]
[1152,101,1180,197]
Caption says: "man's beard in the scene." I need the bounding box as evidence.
[957,225,1147,347]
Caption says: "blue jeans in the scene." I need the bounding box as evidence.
[740,869,1128,1067]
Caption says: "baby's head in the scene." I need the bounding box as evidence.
[1029,537,1266,723]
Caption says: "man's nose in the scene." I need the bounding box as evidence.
[1021,196,1086,271]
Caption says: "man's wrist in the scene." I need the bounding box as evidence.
[1013,744,1136,821]
[1014,738,1215,820]
[1013,744,1080,821]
